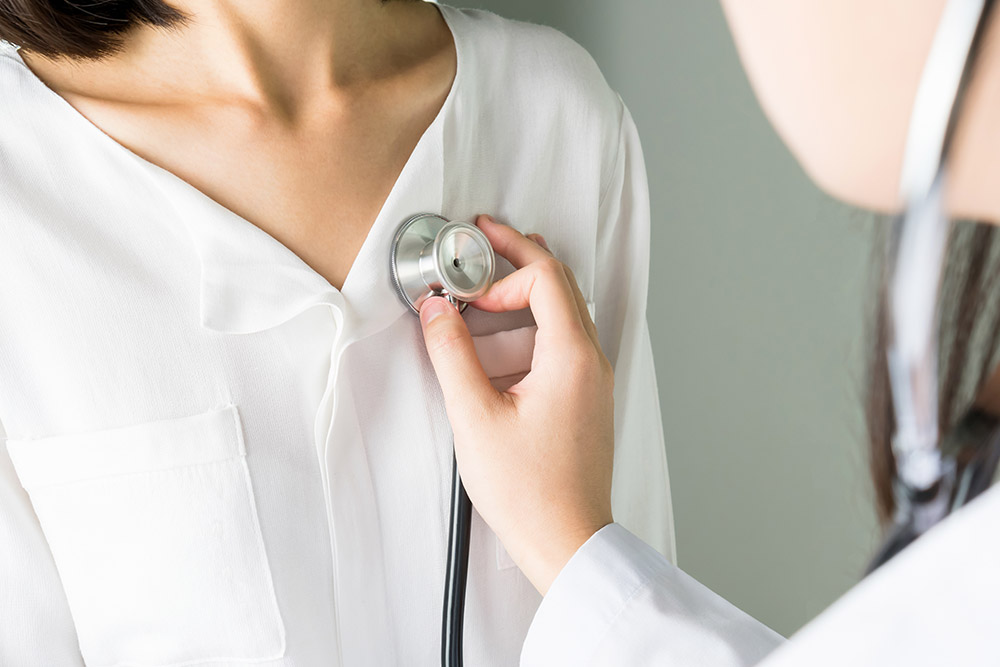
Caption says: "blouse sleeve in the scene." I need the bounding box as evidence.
[0,419,84,664]
[521,523,784,666]
[590,100,675,562]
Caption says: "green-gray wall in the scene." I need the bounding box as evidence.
[455,0,880,636]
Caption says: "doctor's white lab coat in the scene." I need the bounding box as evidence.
[0,6,674,666]
[523,482,1000,666]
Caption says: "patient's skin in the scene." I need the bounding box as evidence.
[17,0,456,293]
[720,0,1000,225]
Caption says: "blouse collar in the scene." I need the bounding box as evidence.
[134,4,463,344]
[141,116,444,344]
[1,4,463,345]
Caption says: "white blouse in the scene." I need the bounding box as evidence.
[0,5,674,666]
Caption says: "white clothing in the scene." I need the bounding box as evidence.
[524,483,1000,666]
[0,6,674,666]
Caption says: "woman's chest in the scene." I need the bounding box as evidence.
[0,255,542,665]
[67,97,447,293]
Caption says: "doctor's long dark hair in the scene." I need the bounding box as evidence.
[866,219,1000,523]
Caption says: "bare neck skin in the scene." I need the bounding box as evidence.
[19,0,456,291]
[21,0,437,125]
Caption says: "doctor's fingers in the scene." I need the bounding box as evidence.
[477,217,597,346]
[473,217,600,349]
[526,233,550,252]
[473,258,597,352]
[419,296,507,419]
[521,233,595,345]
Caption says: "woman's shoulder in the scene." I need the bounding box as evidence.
[0,44,36,191]
[0,41,44,150]
[0,41,22,113]
[0,44,82,243]
[0,40,27,99]
[442,6,624,133]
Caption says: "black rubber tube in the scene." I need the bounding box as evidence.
[442,451,472,667]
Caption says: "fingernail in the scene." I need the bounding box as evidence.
[477,214,496,226]
[421,297,454,325]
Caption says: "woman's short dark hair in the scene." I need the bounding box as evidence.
[0,0,189,61]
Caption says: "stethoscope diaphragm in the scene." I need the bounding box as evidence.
[390,213,495,315]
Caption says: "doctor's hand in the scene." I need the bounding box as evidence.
[418,215,615,596]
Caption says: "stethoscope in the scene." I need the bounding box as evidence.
[385,0,1000,652]
[389,213,495,667]
[867,0,1000,572]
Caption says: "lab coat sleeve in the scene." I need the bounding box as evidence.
[0,421,85,664]
[521,523,784,666]
[590,98,676,564]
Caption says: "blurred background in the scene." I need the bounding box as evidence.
[459,0,880,637]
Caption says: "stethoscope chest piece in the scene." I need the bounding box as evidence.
[391,213,495,315]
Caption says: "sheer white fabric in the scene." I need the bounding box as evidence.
[0,5,673,665]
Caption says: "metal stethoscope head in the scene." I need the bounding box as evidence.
[390,213,496,315]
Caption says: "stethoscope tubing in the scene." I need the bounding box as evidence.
[442,450,472,667]
[389,213,494,666]
[867,0,998,573]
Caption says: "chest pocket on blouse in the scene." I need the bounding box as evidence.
[5,404,285,667]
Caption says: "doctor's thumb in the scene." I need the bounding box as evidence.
[419,296,500,420]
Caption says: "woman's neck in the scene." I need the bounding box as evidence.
[20,0,443,124]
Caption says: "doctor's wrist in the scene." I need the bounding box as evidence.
[517,516,614,596]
